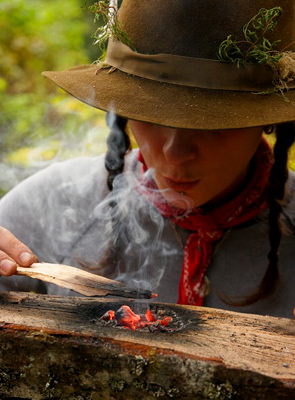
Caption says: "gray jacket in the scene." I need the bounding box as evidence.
[0,150,294,318]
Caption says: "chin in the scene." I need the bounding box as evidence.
[160,189,196,210]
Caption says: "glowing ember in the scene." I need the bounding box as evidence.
[101,305,172,331]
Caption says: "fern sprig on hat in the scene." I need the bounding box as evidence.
[218,7,283,67]
[88,0,135,54]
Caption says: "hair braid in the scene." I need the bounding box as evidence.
[92,113,131,278]
[105,112,130,191]
[75,113,131,277]
[223,122,295,307]
[263,122,295,295]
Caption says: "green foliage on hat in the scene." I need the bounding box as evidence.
[218,7,283,67]
[88,0,135,56]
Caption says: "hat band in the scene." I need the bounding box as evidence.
[106,40,276,92]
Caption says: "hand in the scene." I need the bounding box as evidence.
[0,226,38,276]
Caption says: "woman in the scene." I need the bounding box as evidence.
[0,0,295,317]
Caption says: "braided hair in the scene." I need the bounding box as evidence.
[94,113,130,278]
[105,112,130,191]
[223,122,295,306]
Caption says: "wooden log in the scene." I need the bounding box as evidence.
[16,262,153,299]
[0,291,294,399]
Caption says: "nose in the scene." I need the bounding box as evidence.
[162,129,197,165]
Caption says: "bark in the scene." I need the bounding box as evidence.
[0,291,294,399]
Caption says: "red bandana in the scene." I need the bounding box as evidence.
[137,138,273,306]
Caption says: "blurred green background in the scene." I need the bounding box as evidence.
[0,0,108,196]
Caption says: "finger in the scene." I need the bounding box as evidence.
[0,250,17,276]
[0,226,38,267]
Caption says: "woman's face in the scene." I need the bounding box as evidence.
[129,120,264,208]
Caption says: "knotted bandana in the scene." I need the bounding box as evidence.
[137,138,273,306]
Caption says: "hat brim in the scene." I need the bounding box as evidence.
[43,64,295,130]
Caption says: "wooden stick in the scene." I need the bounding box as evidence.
[16,263,154,299]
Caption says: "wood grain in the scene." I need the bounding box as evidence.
[16,262,153,298]
[0,291,294,399]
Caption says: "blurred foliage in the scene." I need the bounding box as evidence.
[265,133,295,171]
[0,0,111,195]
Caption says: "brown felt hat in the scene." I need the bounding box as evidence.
[43,0,295,130]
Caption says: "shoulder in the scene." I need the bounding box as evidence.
[0,155,106,212]
[0,149,141,252]
[0,149,140,206]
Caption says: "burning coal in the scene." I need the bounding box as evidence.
[101,305,184,332]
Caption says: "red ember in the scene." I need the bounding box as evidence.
[101,305,172,331]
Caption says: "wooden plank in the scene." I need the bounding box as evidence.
[0,291,294,399]
[16,262,153,299]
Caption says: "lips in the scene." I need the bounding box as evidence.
[162,176,200,191]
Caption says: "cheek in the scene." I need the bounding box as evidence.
[200,135,262,191]
[136,138,160,168]
[207,153,246,185]
[213,132,262,171]
[131,132,163,168]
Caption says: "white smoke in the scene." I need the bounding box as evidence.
[65,111,195,296]
[75,167,194,295]
[1,108,193,300]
